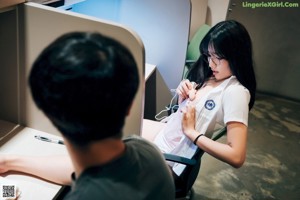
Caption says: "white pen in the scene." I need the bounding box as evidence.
[35,135,64,145]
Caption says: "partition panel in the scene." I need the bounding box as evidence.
[0,8,19,124]
[18,2,145,137]
[70,0,191,116]
[119,0,191,90]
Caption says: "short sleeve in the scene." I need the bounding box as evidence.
[223,85,250,126]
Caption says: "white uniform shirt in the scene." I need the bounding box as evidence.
[154,76,250,175]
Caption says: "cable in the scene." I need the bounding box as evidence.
[155,90,179,121]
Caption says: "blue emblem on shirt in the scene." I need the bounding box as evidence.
[205,100,215,110]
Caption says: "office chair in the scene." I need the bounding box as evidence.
[164,127,227,199]
[183,24,211,79]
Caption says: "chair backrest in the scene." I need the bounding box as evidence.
[164,127,227,198]
[182,24,211,79]
[186,24,211,61]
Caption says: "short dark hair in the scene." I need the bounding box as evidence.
[187,20,256,109]
[29,32,139,146]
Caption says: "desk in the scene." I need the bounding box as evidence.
[0,121,68,200]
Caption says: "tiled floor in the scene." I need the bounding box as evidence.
[192,93,300,200]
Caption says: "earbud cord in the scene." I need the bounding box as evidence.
[154,90,179,121]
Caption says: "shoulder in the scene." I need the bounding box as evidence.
[123,135,176,199]
[123,135,170,173]
[123,135,159,149]
[225,78,250,94]
[221,79,250,125]
[222,78,250,113]
[123,135,164,159]
[223,80,250,101]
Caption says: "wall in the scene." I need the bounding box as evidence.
[189,0,208,39]
[206,0,230,26]
[228,0,300,101]
[71,0,121,21]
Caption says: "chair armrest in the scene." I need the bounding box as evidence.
[212,127,227,141]
[163,153,197,166]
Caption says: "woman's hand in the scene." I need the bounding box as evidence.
[182,105,197,139]
[0,155,73,185]
[176,79,197,104]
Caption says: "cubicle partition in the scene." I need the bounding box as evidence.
[19,3,145,137]
[0,2,145,138]
[71,0,191,117]
[0,7,20,124]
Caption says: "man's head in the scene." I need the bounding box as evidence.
[29,32,139,146]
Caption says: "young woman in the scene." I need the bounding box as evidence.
[152,20,256,175]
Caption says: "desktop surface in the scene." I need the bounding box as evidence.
[0,123,68,200]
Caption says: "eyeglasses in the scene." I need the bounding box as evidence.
[207,56,222,66]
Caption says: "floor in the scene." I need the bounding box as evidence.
[192,93,300,200]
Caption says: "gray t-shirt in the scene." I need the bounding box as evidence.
[64,136,175,200]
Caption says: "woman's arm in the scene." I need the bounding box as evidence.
[0,155,73,185]
[182,105,247,168]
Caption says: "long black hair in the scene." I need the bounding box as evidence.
[186,20,256,110]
